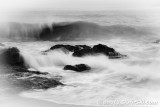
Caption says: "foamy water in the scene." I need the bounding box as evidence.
[1,39,160,106]
[1,10,160,106]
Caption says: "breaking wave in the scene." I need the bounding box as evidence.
[0,21,158,41]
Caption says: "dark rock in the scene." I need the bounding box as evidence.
[64,65,79,71]
[14,70,48,76]
[72,45,92,57]
[64,64,91,72]
[75,45,91,50]
[28,70,48,75]
[75,64,91,72]
[73,44,126,58]
[0,47,48,75]
[4,66,62,90]
[44,44,77,53]
[92,44,121,58]
[72,48,93,57]
[93,44,115,53]
[50,44,77,52]
[1,47,24,66]
[45,44,92,52]
[46,44,126,58]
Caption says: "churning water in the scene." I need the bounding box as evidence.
[1,10,160,106]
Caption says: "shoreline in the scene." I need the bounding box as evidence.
[0,95,99,107]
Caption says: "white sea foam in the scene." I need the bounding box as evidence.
[13,40,160,106]
[1,10,160,106]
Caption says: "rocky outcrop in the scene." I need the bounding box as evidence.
[47,44,77,52]
[0,47,48,74]
[64,64,91,72]
[46,44,91,52]
[46,44,126,58]
[0,47,63,90]
[1,47,24,66]
[73,44,125,58]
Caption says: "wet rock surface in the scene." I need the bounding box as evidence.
[47,44,126,58]
[64,64,91,72]
[0,47,24,66]
[46,44,91,52]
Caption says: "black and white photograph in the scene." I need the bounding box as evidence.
[0,0,160,107]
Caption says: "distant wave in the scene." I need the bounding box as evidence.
[0,21,157,41]
[39,21,156,41]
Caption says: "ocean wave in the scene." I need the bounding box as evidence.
[0,21,157,41]
[39,21,155,41]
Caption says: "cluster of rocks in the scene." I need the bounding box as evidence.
[0,44,126,90]
[44,44,127,72]
[46,44,126,58]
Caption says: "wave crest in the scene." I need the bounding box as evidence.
[0,21,157,41]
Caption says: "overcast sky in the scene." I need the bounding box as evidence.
[0,0,160,13]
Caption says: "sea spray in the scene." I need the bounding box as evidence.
[0,21,159,42]
[19,47,160,106]
[1,10,160,106]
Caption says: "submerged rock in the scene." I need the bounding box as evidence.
[2,63,57,90]
[4,66,63,90]
[3,64,62,90]
[11,76,63,90]
[64,64,91,72]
